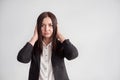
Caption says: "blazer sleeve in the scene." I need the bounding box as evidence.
[17,42,33,63]
[62,39,78,60]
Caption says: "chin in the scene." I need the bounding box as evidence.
[44,35,52,38]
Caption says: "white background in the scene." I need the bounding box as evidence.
[0,0,120,80]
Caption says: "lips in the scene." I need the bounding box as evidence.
[44,33,50,35]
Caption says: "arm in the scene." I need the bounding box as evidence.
[56,25,78,60]
[62,39,78,60]
[17,42,33,63]
[17,26,38,63]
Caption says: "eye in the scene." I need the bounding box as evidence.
[41,24,45,27]
[49,24,53,27]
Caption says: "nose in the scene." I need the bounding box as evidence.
[45,25,49,31]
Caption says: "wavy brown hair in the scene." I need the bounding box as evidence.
[37,11,57,54]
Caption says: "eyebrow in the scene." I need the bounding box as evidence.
[42,23,53,25]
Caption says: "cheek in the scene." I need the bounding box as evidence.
[41,29,44,35]
[50,29,53,34]
[51,28,53,32]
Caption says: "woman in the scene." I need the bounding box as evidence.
[17,11,78,80]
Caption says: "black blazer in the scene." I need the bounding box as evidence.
[17,39,78,80]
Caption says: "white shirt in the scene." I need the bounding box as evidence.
[39,42,55,80]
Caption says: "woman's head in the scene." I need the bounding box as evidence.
[41,17,53,40]
[37,11,57,41]
[36,11,58,52]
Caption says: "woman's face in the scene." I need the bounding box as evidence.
[41,17,53,40]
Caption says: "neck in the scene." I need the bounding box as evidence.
[43,38,52,45]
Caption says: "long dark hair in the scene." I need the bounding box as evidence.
[37,11,57,54]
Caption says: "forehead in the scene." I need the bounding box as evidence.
[42,17,52,24]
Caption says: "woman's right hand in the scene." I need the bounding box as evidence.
[29,25,38,46]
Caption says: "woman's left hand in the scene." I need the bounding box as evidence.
[56,24,66,43]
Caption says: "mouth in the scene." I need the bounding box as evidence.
[44,33,50,35]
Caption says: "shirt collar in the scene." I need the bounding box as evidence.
[42,41,52,47]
